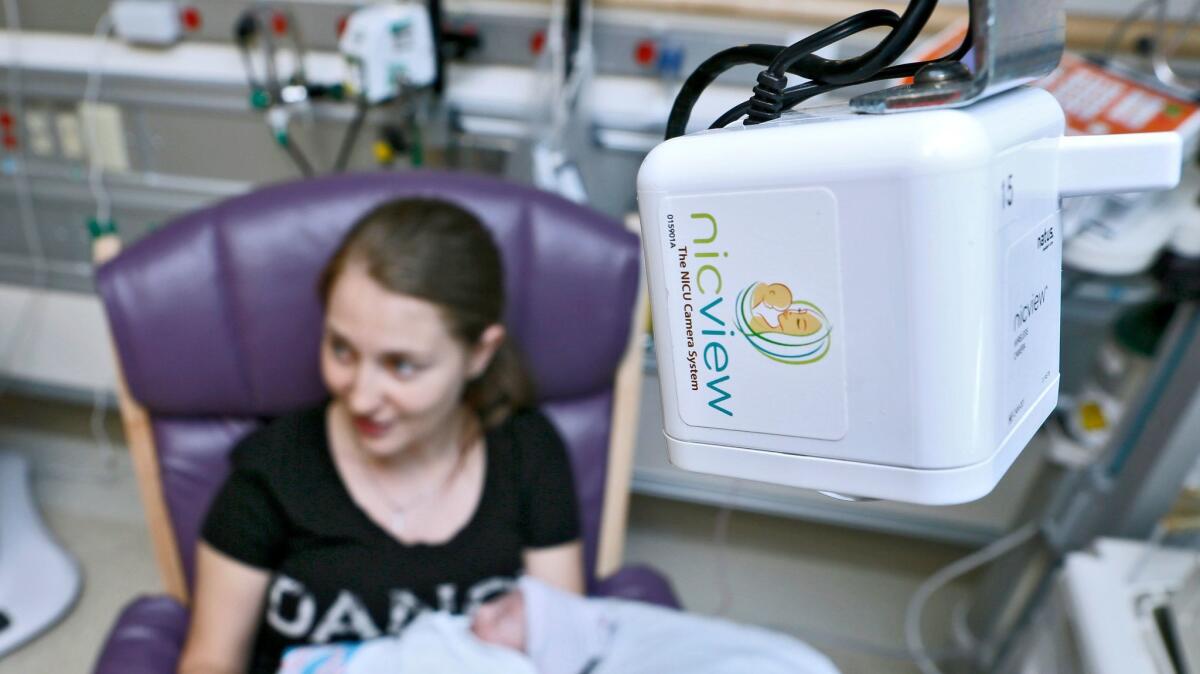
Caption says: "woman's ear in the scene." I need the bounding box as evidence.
[468,324,506,379]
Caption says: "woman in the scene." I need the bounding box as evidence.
[177,199,584,674]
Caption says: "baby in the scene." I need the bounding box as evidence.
[472,577,614,674]
[749,282,792,330]
[748,282,823,337]
[279,578,840,674]
[278,578,612,674]
[772,309,823,337]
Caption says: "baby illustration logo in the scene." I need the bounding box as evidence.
[735,282,833,364]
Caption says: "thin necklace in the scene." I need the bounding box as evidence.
[356,415,475,536]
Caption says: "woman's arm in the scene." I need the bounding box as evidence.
[177,543,271,674]
[523,540,585,594]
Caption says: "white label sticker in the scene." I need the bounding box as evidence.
[1004,214,1061,428]
[660,189,848,440]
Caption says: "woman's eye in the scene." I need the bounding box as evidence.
[388,359,417,377]
[330,338,353,361]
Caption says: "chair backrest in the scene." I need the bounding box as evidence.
[96,171,643,601]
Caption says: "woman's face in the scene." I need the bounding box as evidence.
[320,263,501,458]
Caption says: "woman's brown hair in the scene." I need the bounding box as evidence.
[318,198,534,427]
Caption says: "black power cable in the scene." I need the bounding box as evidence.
[710,28,973,130]
[565,0,584,78]
[771,0,937,86]
[666,0,971,139]
[234,11,266,100]
[746,8,904,124]
[666,43,846,140]
[666,8,902,138]
[428,0,446,94]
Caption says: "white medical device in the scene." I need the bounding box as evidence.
[637,86,1182,505]
[339,2,436,104]
[111,0,183,46]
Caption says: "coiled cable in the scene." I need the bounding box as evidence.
[666,0,974,138]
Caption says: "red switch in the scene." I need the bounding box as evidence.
[181,6,201,31]
[3,134,17,150]
[271,12,288,35]
[0,112,12,129]
[530,29,546,56]
[336,14,349,37]
[634,39,657,67]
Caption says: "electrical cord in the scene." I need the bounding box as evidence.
[527,0,593,199]
[665,43,790,139]
[0,0,44,278]
[80,10,121,477]
[0,0,48,400]
[83,11,115,228]
[702,485,973,664]
[665,41,854,140]
[707,26,973,131]
[428,0,446,94]
[710,480,742,617]
[666,0,975,138]
[744,9,905,125]
[905,522,1041,674]
[1,0,119,480]
[234,12,266,95]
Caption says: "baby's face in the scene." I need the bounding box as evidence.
[778,310,822,336]
[471,590,527,653]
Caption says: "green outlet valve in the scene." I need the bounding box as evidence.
[87,217,118,239]
[250,88,272,109]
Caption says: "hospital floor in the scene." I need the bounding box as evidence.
[0,393,974,674]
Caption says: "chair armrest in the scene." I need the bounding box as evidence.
[93,595,189,674]
[591,564,682,610]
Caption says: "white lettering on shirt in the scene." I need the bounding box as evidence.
[266,575,317,639]
[436,583,458,613]
[386,590,425,634]
[463,576,517,616]
[310,591,382,643]
[266,575,520,643]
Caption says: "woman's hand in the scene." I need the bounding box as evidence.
[523,540,584,594]
[177,543,271,674]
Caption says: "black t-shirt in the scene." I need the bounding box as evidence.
[200,405,581,674]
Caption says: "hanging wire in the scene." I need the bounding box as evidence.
[1151,0,1200,91]
[0,0,49,401]
[665,0,975,138]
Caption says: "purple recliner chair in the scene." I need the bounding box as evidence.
[91,171,679,674]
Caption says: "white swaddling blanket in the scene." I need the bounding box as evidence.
[591,599,839,674]
[279,613,536,674]
[278,579,840,674]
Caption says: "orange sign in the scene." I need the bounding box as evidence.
[908,20,1200,137]
[1040,53,1200,136]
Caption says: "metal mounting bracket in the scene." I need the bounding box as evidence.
[850,0,1066,113]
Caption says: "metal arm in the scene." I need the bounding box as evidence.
[852,0,1066,113]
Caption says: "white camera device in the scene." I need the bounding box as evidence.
[339,2,436,103]
[637,87,1181,505]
